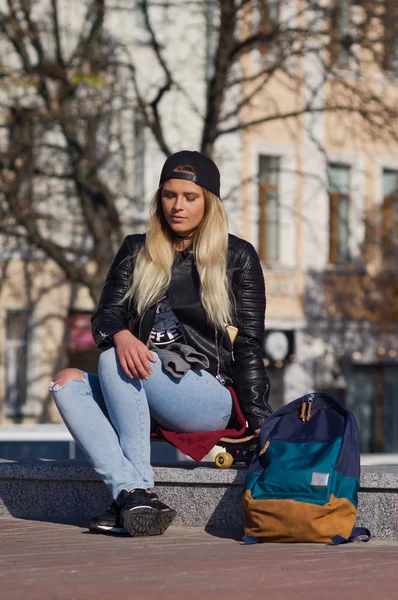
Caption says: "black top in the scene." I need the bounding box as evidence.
[91,233,272,432]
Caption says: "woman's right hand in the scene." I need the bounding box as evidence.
[112,330,156,380]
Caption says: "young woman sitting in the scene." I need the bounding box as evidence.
[50,150,272,537]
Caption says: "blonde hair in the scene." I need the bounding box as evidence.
[124,185,231,329]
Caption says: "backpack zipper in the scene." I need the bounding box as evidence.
[258,440,270,456]
[300,393,314,422]
[306,396,313,421]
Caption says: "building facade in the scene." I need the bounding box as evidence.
[240,1,398,453]
[0,1,397,455]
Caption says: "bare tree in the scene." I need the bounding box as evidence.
[0,0,397,305]
[0,0,134,303]
[132,0,398,154]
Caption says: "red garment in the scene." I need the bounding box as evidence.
[152,387,247,462]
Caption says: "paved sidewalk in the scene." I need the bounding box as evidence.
[0,520,398,600]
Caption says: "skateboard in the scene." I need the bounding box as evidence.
[214,434,258,468]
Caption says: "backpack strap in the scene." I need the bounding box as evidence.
[331,527,371,545]
[242,535,261,545]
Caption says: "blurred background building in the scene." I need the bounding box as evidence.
[0,0,397,456]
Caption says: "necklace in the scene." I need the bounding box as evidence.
[175,232,194,250]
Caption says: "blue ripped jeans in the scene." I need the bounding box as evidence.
[50,347,232,500]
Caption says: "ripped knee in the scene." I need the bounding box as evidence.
[48,368,85,392]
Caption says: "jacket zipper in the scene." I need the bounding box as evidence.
[220,326,235,362]
[215,328,225,385]
[138,309,148,341]
[138,296,164,342]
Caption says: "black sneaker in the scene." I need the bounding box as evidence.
[88,501,126,534]
[117,489,176,537]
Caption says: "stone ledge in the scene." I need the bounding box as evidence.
[1,459,397,487]
[1,460,398,539]
[360,466,398,489]
[0,459,247,484]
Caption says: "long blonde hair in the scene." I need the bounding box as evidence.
[124,185,231,329]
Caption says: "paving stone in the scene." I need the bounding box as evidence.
[1,520,398,600]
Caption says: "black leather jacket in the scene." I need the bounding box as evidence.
[91,233,272,431]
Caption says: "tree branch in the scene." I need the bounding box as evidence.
[70,0,105,67]
[201,0,238,156]
[140,0,174,155]
[51,0,64,67]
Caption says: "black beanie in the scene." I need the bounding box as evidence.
[159,150,221,198]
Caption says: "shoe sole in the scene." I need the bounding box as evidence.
[121,507,176,537]
[88,524,127,534]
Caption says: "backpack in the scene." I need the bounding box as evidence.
[242,392,370,545]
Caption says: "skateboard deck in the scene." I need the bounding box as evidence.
[214,433,258,468]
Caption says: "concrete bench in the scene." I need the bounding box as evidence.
[1,459,397,539]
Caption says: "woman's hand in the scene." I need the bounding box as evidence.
[113,330,156,380]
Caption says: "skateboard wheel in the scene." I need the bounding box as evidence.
[215,452,234,468]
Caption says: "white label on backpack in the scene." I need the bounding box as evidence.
[311,472,329,487]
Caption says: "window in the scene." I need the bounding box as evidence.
[258,155,280,263]
[328,164,351,264]
[383,0,398,71]
[258,0,280,55]
[346,365,398,453]
[330,0,351,68]
[382,169,398,266]
[5,310,30,417]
